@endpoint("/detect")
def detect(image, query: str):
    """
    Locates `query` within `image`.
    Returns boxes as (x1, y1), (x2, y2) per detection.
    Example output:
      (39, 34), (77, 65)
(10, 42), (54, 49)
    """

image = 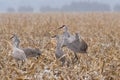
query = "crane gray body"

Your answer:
(66, 33), (88, 60)
(22, 47), (41, 58)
